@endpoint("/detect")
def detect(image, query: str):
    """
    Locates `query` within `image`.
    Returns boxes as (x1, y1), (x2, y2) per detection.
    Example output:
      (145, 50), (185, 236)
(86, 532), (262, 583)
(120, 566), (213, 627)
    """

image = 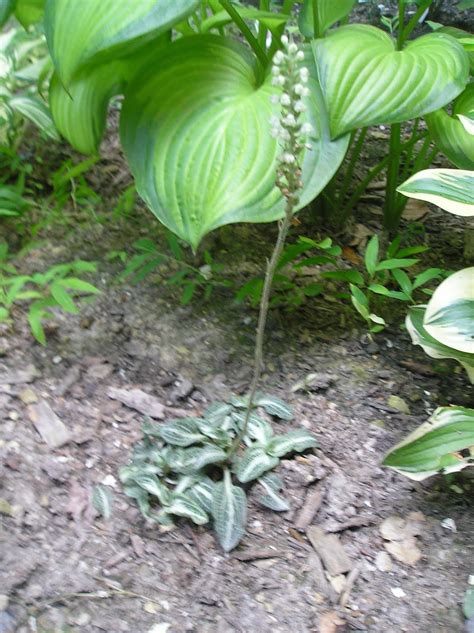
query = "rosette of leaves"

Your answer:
(120, 394), (317, 551)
